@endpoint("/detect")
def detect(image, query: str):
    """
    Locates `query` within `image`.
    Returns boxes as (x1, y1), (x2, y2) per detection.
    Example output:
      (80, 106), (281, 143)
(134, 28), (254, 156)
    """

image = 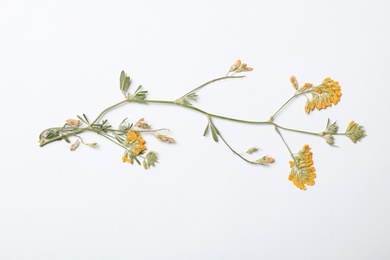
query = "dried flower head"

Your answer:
(324, 134), (335, 146)
(122, 151), (132, 163)
(326, 120), (339, 134)
(322, 119), (338, 146)
(229, 60), (242, 72)
(143, 151), (158, 169)
(154, 134), (175, 143)
(288, 144), (316, 190)
(122, 131), (147, 163)
(255, 155), (275, 165)
(135, 118), (151, 129)
(299, 82), (313, 92)
(66, 119), (82, 127)
(246, 147), (259, 154)
(236, 63), (253, 72)
(304, 78), (342, 114)
(345, 121), (366, 143)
